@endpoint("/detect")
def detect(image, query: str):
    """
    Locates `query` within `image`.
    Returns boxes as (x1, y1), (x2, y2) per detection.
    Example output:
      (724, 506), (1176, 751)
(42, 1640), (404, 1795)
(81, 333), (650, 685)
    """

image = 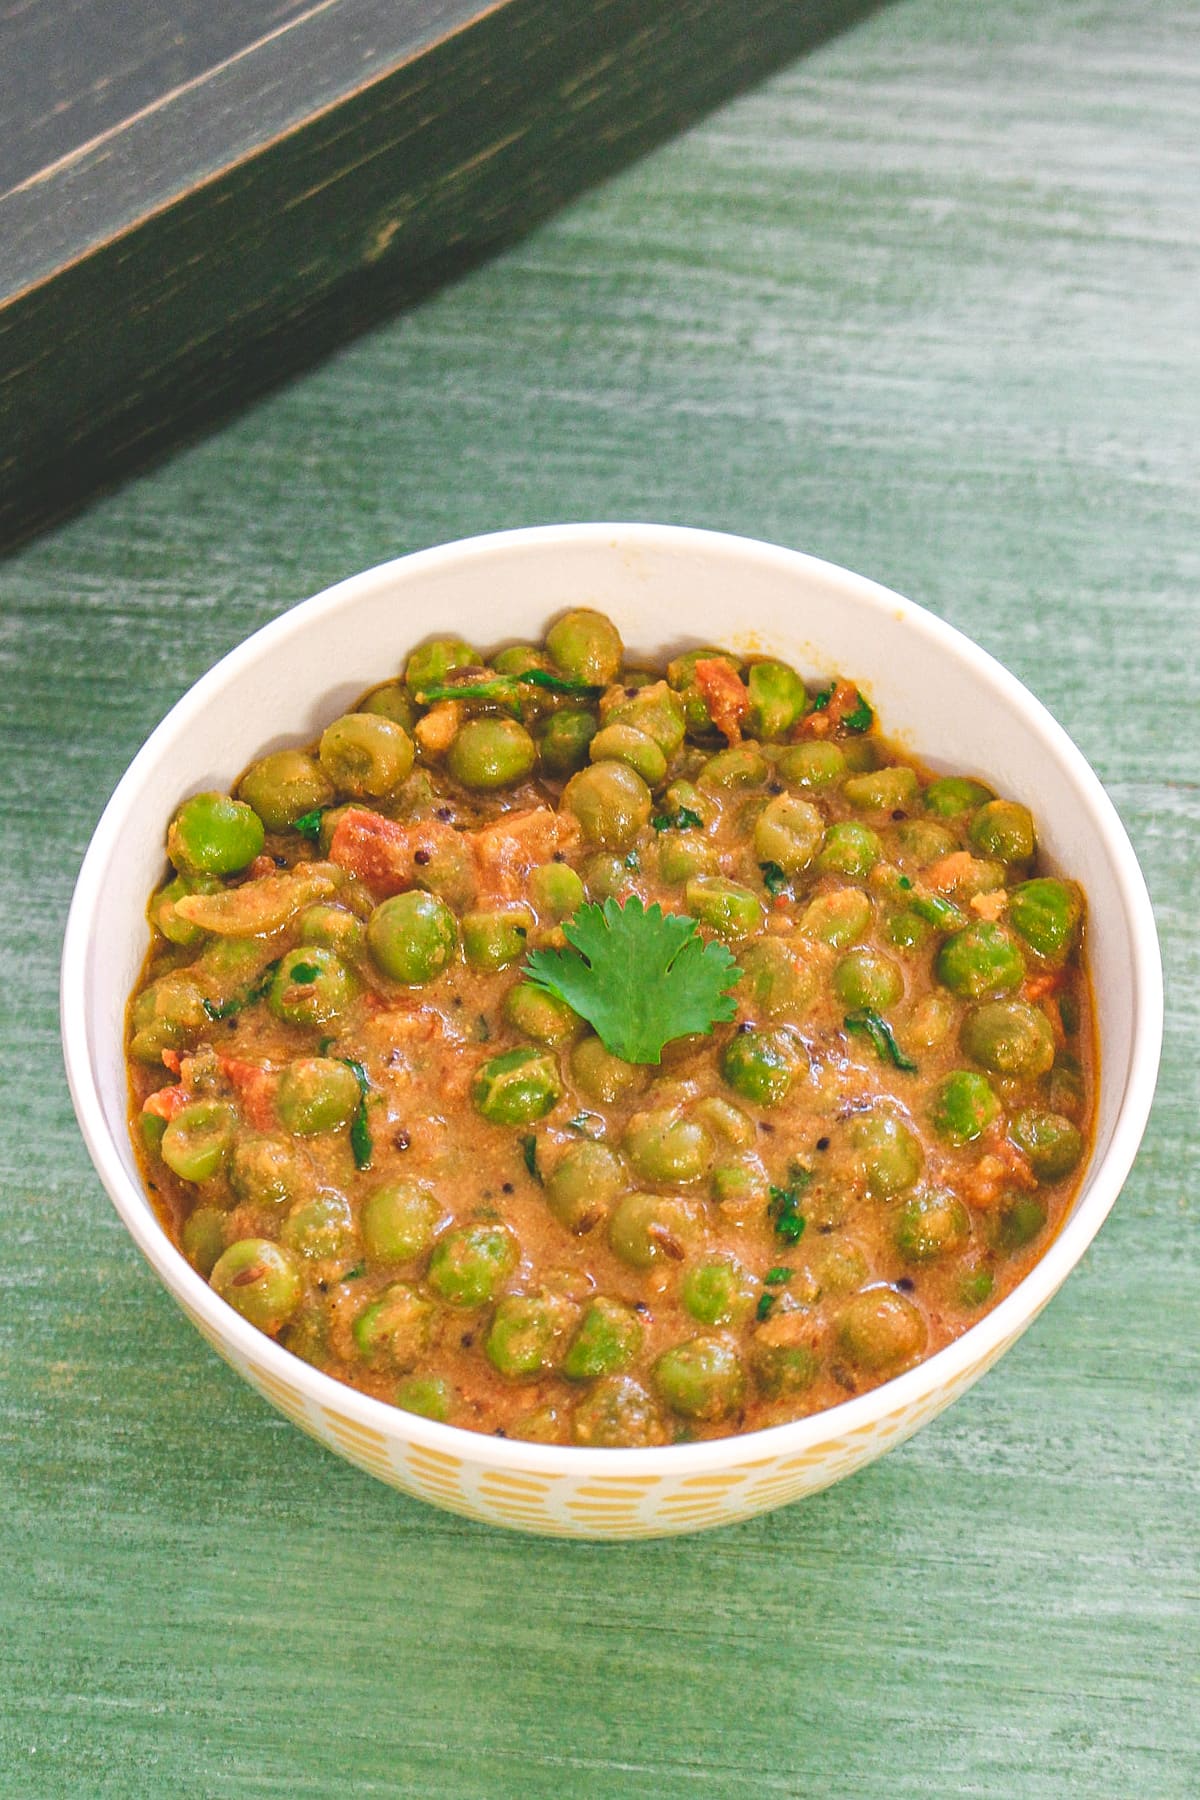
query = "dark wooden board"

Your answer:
(0, 0), (887, 549)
